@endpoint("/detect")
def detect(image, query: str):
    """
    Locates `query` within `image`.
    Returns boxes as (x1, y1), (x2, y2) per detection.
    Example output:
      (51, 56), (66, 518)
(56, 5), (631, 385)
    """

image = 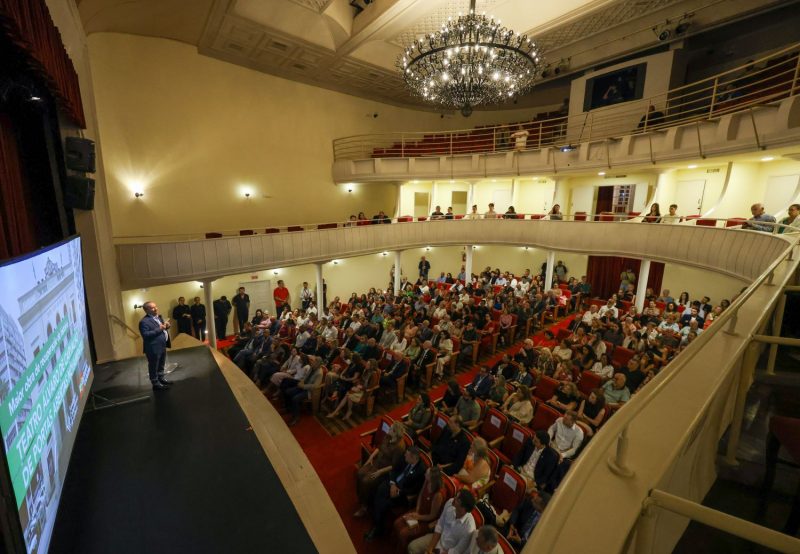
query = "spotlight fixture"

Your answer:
(273, 270), (279, 275)
(244, 192), (251, 198)
(397, 0), (543, 116)
(598, 171), (606, 176)
(332, 260), (339, 265)
(687, 164), (698, 169)
(761, 156), (775, 162)
(133, 303), (143, 310)
(560, 145), (576, 153)
(381, 252), (388, 256)
(134, 192), (144, 198)
(29, 95), (42, 102)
